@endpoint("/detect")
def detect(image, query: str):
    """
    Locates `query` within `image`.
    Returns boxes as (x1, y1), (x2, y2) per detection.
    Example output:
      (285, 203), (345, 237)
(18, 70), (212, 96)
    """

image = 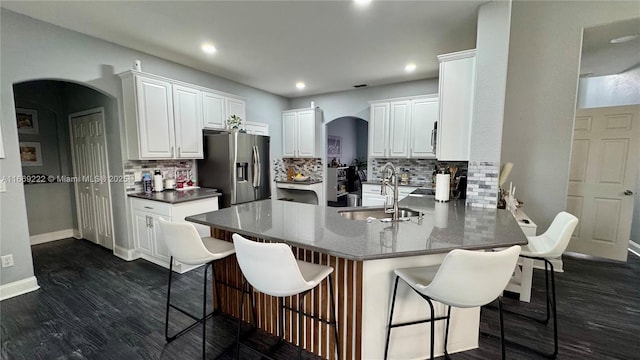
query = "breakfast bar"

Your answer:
(186, 197), (527, 359)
